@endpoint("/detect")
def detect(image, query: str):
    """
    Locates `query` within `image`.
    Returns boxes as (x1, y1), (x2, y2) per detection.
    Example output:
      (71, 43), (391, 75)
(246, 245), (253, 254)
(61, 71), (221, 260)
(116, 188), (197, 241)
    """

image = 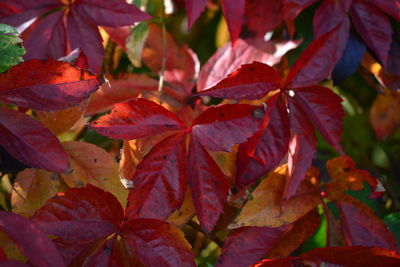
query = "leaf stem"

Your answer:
(187, 220), (224, 248)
